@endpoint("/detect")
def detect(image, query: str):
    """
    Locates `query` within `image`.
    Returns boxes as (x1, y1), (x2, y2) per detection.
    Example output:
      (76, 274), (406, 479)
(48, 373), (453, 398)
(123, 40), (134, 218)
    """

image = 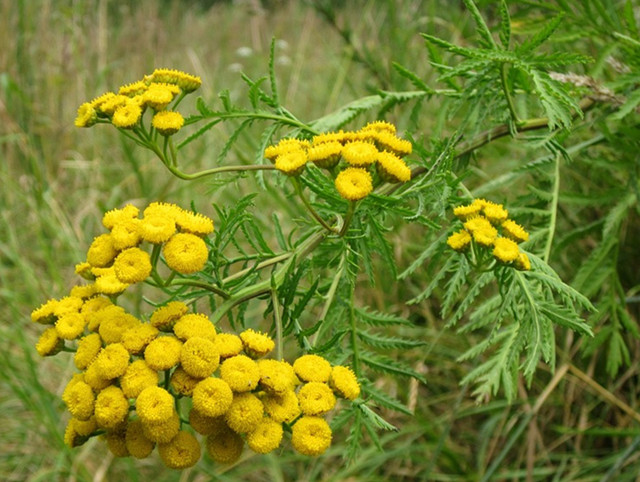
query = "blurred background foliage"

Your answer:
(2, 0), (640, 480)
